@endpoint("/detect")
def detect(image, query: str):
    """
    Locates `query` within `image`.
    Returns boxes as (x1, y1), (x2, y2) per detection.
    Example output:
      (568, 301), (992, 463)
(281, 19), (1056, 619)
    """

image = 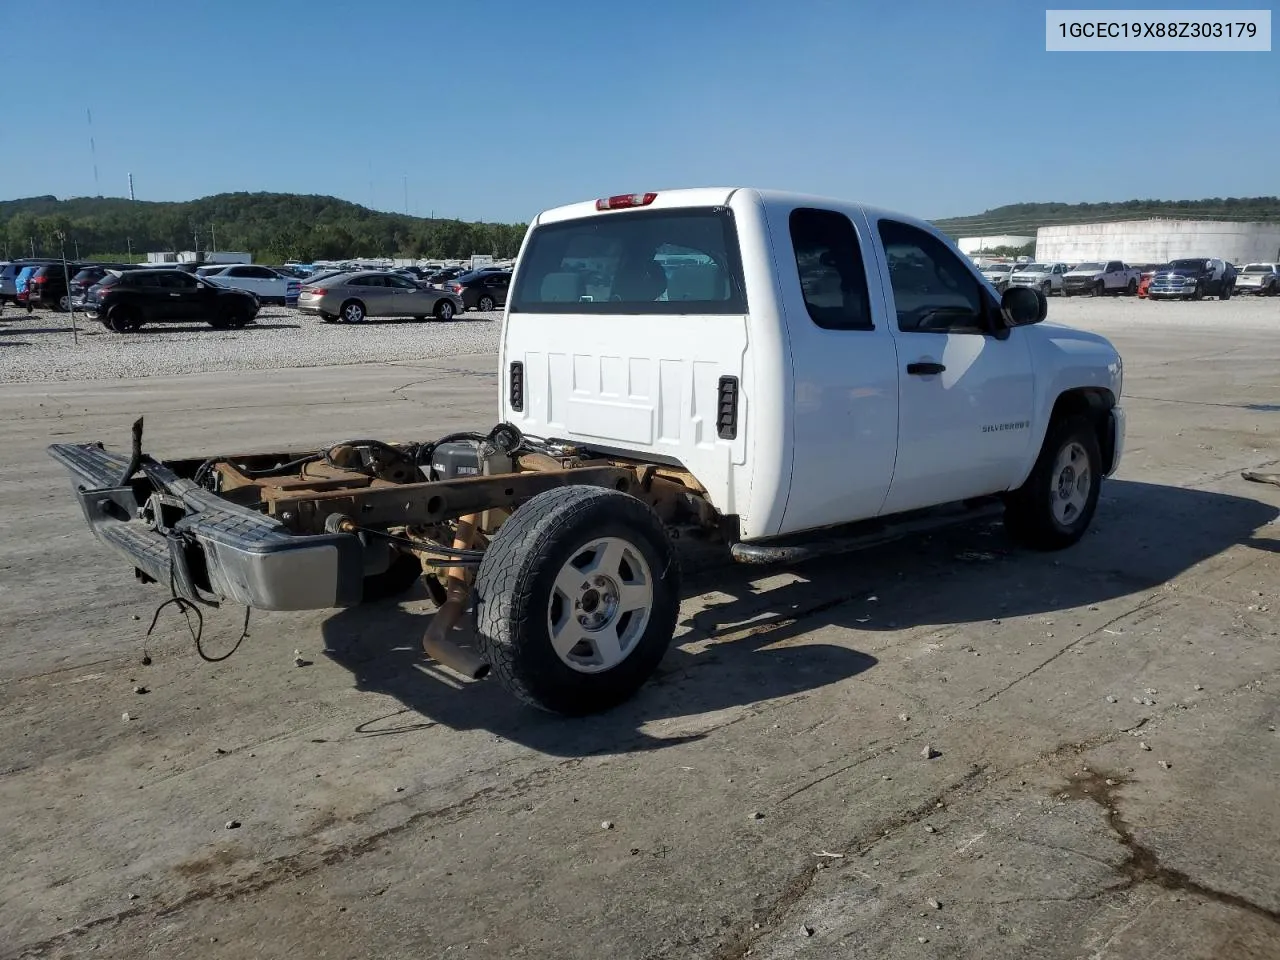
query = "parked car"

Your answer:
(297, 271), (464, 323)
(68, 264), (140, 308)
(1136, 264), (1168, 299)
(25, 261), (88, 310)
(1148, 258), (1234, 301)
(979, 262), (1016, 292)
(1008, 262), (1069, 296)
(1235, 263), (1280, 296)
(1062, 261), (1139, 297)
(86, 268), (259, 332)
(452, 270), (511, 311)
(426, 266), (470, 286)
(0, 259), (58, 303)
(196, 264), (301, 305)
